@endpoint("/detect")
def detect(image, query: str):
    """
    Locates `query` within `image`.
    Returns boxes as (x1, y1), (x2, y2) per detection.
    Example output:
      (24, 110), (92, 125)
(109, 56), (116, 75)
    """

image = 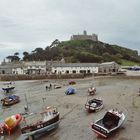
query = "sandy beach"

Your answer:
(0, 75), (140, 140)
